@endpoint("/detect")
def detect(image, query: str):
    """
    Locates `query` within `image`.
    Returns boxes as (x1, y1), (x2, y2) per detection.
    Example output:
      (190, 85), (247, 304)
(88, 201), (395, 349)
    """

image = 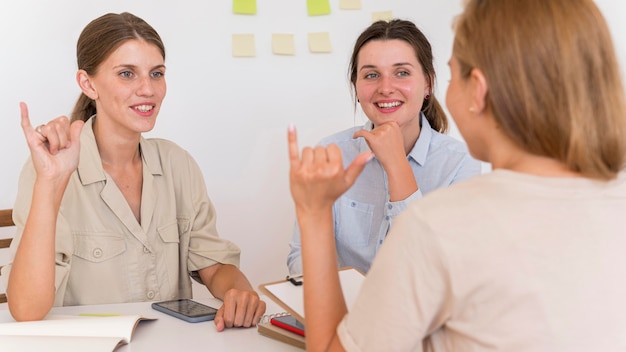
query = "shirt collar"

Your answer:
(409, 112), (433, 166)
(359, 112), (433, 166)
(77, 116), (163, 185)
